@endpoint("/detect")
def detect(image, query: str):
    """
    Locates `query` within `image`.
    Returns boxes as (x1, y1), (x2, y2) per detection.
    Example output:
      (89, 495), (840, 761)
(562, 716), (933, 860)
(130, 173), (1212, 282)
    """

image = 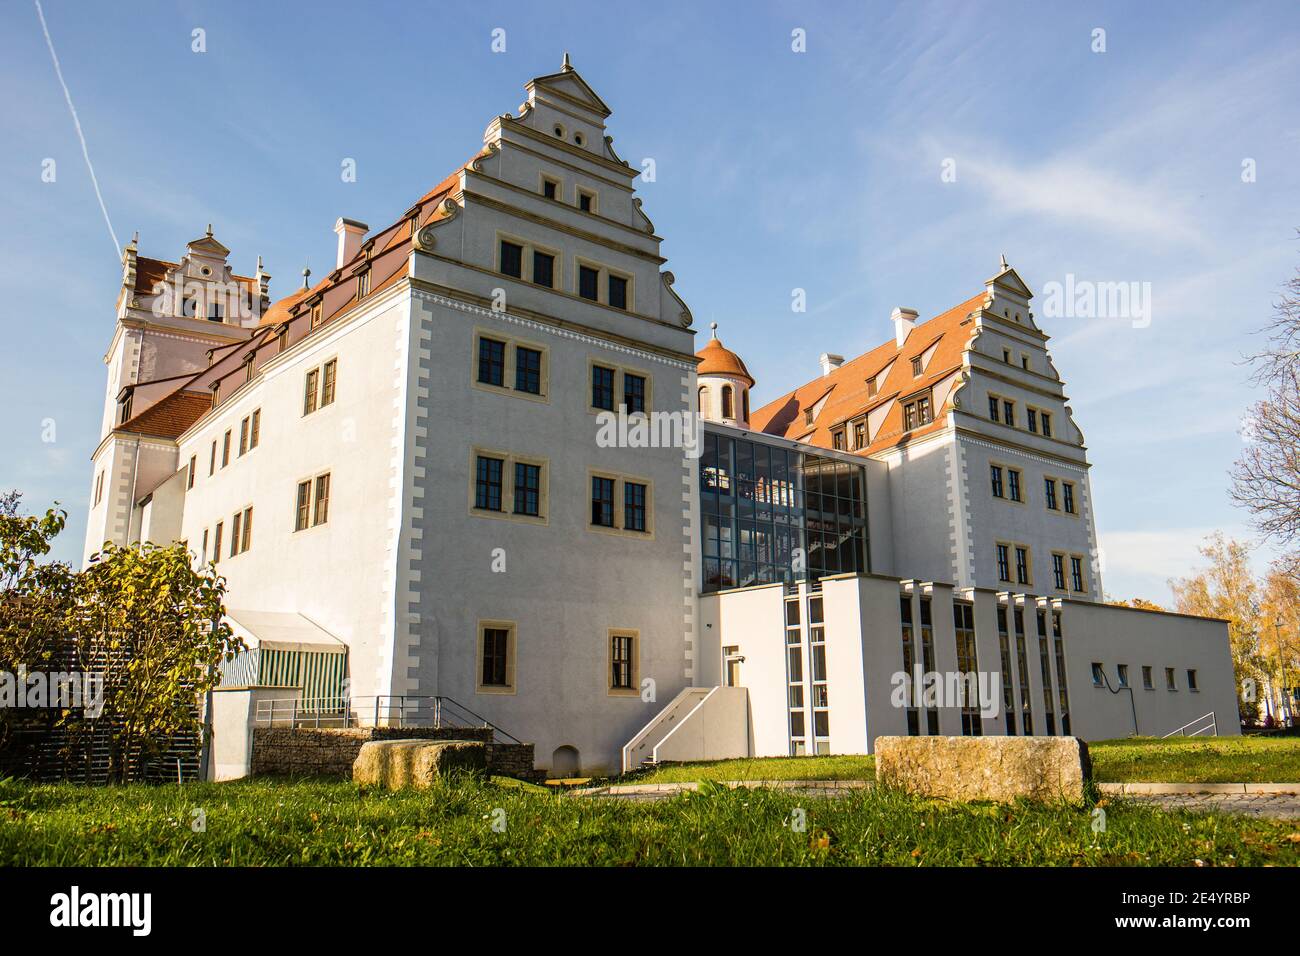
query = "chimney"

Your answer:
(333, 218), (368, 270)
(892, 307), (919, 347)
(819, 352), (845, 377)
